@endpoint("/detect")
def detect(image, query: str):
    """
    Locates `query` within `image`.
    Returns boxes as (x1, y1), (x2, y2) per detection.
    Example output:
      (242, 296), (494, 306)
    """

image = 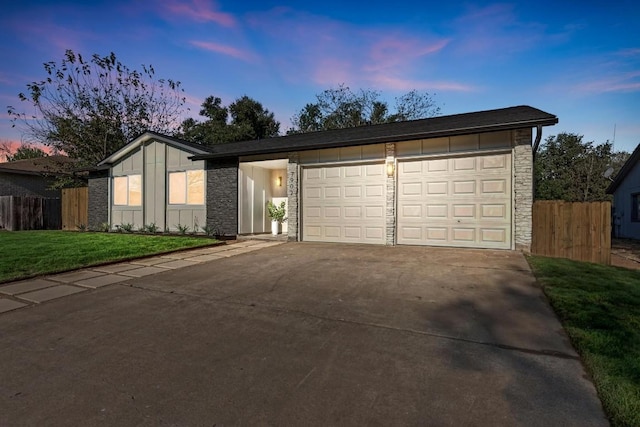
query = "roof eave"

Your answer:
(191, 117), (559, 161)
(606, 143), (640, 194)
(97, 132), (211, 166)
